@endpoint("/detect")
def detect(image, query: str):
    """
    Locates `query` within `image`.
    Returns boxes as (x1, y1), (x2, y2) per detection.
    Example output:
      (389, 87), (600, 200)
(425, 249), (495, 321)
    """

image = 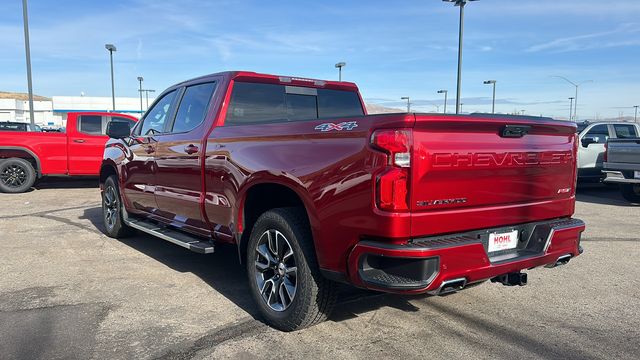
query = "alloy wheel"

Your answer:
(103, 186), (119, 230)
(0, 164), (28, 189)
(254, 229), (298, 312)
